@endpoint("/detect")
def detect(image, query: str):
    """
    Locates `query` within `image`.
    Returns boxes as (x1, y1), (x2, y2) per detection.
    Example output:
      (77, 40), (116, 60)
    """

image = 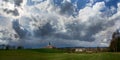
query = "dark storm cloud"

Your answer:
(30, 15), (118, 42)
(14, 0), (23, 6)
(12, 20), (28, 38)
(51, 21), (103, 42)
(2, 0), (23, 7)
(59, 1), (77, 16)
(34, 22), (55, 37)
(3, 8), (19, 16)
(3, 0), (9, 2)
(30, 20), (100, 42)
